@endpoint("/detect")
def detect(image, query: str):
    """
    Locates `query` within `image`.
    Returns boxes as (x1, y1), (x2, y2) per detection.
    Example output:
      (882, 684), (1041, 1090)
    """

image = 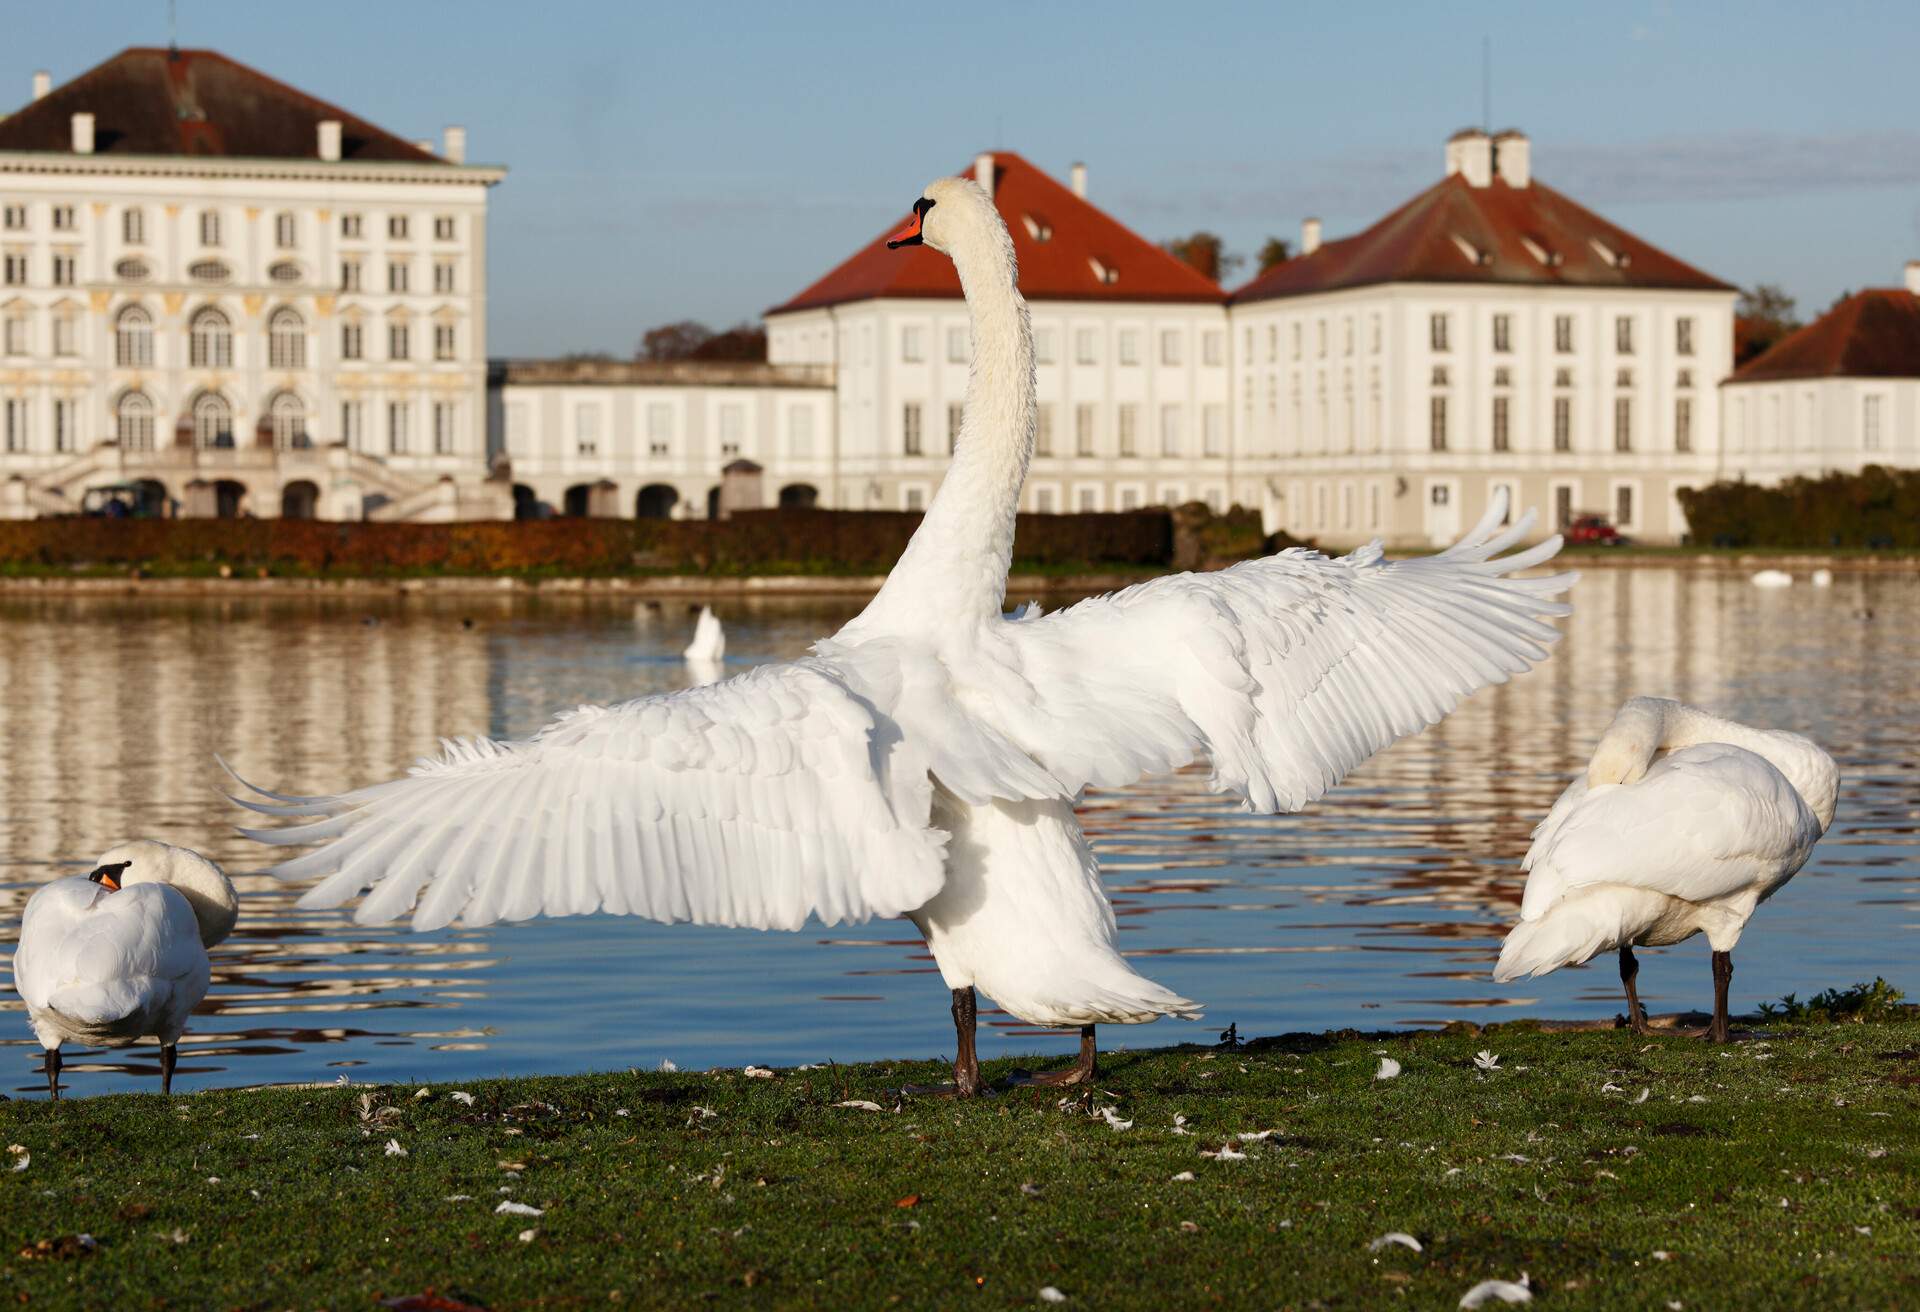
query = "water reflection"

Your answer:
(0, 571), (1914, 1094)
